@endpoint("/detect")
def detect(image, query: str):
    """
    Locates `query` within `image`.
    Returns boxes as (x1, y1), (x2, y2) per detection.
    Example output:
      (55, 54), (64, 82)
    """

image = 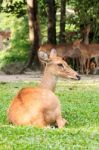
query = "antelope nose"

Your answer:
(76, 75), (81, 80)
